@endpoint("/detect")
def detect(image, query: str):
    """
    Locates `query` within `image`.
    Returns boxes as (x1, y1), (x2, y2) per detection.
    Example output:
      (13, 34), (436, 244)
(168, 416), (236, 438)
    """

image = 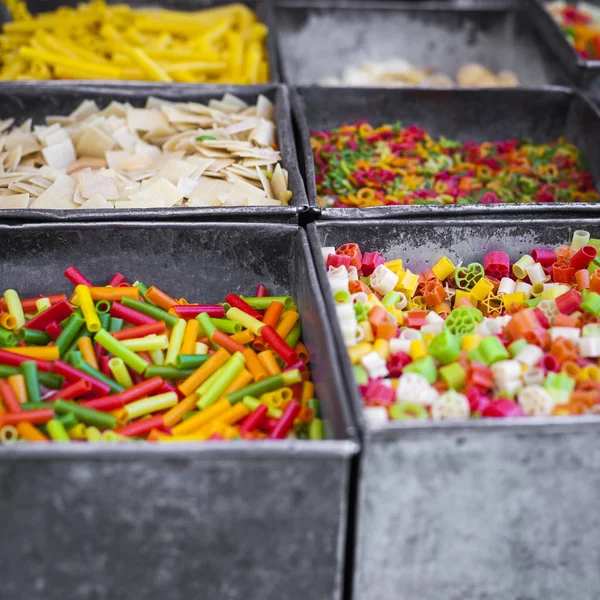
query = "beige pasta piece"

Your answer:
(29, 175), (77, 209)
(220, 191), (249, 206)
(256, 95), (274, 121)
(42, 138), (76, 170)
(187, 177), (233, 205)
(0, 193), (29, 208)
(79, 192), (114, 209)
(128, 177), (183, 207)
(76, 126), (116, 158)
(127, 109), (169, 132)
(67, 156), (108, 175)
(0, 119), (15, 133)
(177, 177), (199, 198)
(70, 100), (100, 122)
(77, 171), (120, 200)
(248, 119), (275, 147)
(5, 132), (40, 155)
(270, 163), (289, 204)
(157, 158), (198, 183)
